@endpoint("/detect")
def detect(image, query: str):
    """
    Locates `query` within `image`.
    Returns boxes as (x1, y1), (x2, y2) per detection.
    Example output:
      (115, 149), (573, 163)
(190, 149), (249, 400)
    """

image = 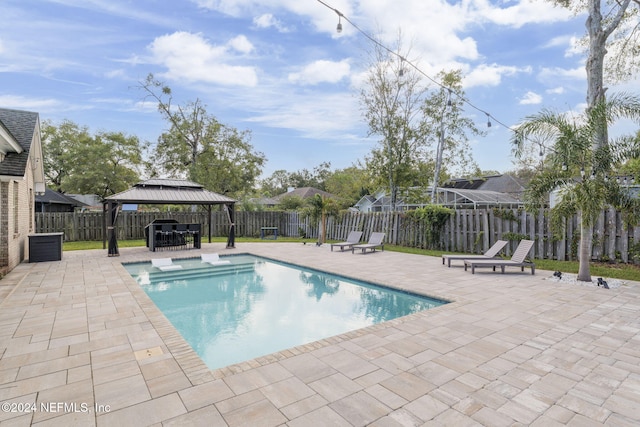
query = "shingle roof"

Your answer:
(104, 179), (236, 204)
(35, 189), (87, 206)
(0, 108), (39, 177)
